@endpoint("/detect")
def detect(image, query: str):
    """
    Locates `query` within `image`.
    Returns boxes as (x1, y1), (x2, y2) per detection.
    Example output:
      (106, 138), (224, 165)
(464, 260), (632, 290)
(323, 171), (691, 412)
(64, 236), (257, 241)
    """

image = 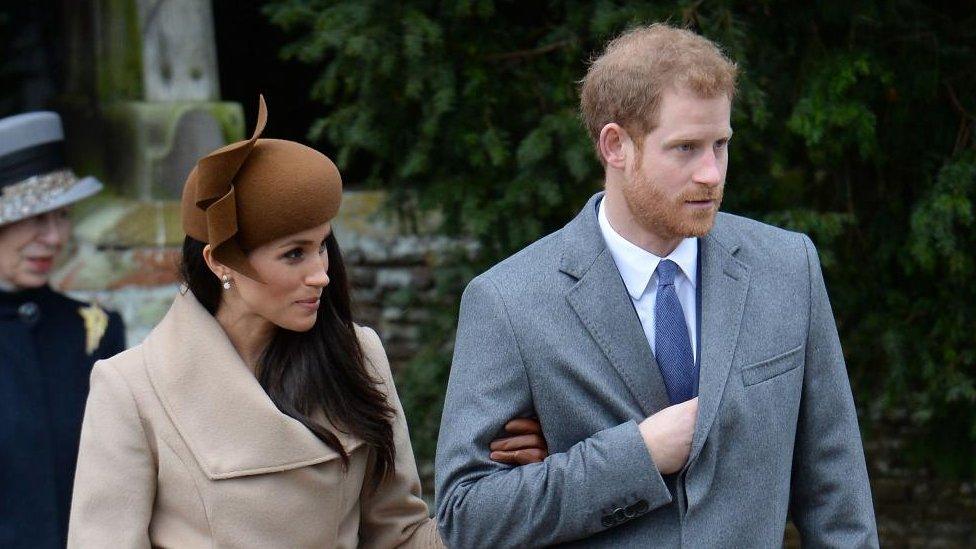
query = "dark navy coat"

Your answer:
(0, 285), (125, 548)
